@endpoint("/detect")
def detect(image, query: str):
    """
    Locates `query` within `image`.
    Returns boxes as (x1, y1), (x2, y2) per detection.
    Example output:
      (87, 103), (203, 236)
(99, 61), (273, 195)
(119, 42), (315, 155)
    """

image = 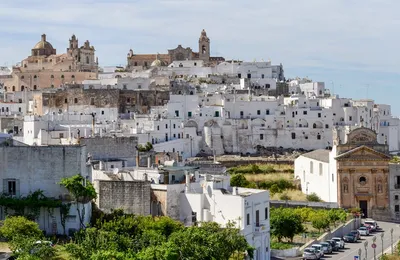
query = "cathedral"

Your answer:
(126, 29), (225, 71)
(1, 34), (98, 93)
